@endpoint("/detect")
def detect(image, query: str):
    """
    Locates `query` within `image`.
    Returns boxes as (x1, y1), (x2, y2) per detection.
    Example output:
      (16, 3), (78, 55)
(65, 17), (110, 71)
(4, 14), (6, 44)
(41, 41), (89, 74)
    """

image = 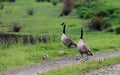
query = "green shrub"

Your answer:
(107, 8), (119, 14)
(76, 7), (94, 19)
(84, 1), (96, 8)
(109, 9), (120, 18)
(88, 17), (104, 31)
(102, 19), (112, 29)
(105, 27), (115, 32)
(84, 11), (93, 19)
(110, 13), (118, 18)
(88, 17), (112, 31)
(52, 0), (58, 6)
(96, 10), (109, 17)
(0, 0), (8, 2)
(115, 27), (120, 34)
